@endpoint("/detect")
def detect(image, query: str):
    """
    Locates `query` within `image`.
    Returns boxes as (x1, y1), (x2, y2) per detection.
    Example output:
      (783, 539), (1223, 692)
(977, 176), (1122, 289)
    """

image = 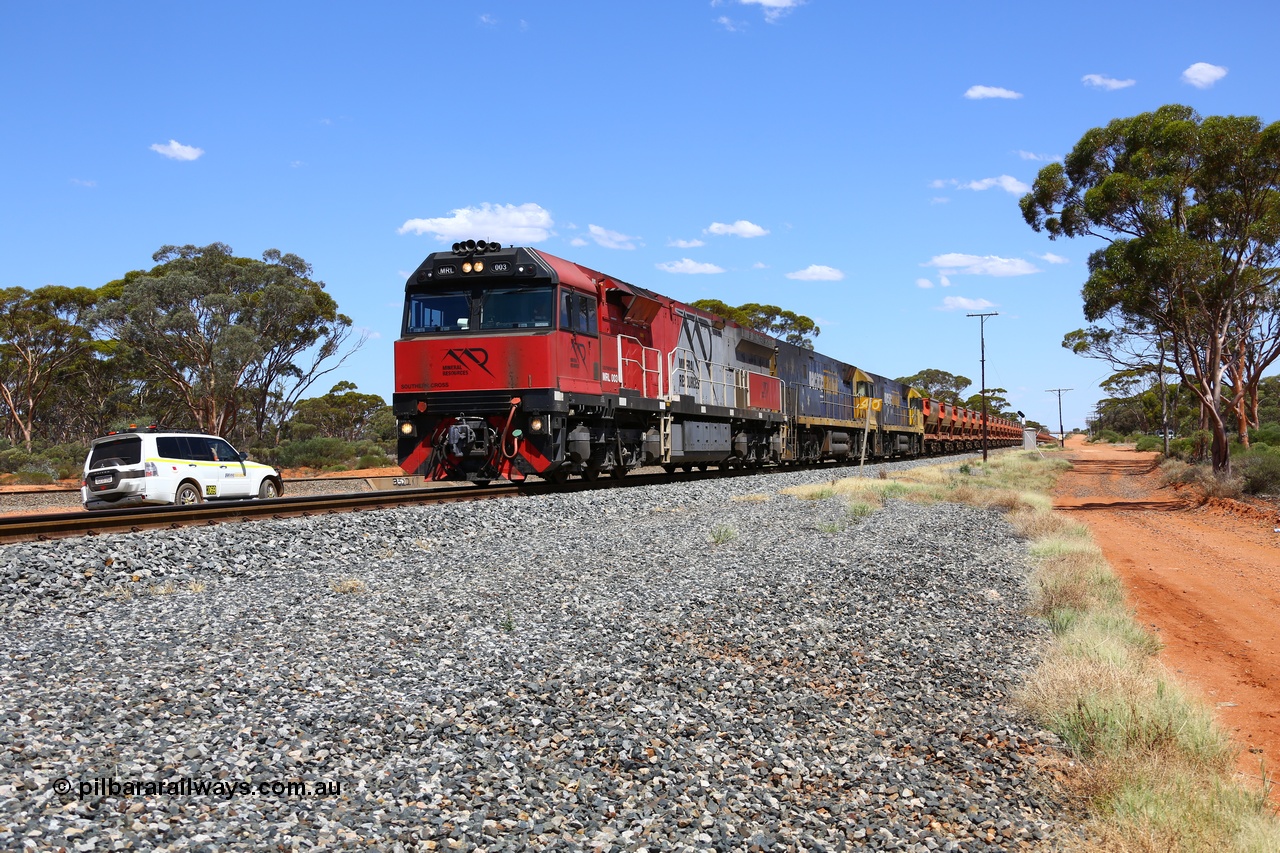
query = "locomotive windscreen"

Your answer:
(478, 287), (554, 330)
(407, 291), (471, 333)
(405, 286), (555, 334)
